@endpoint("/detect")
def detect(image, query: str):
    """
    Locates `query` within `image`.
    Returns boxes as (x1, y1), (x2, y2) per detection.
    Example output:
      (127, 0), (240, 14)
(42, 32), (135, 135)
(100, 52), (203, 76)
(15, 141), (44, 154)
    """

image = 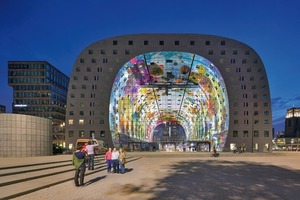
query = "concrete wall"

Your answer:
(0, 114), (52, 157)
